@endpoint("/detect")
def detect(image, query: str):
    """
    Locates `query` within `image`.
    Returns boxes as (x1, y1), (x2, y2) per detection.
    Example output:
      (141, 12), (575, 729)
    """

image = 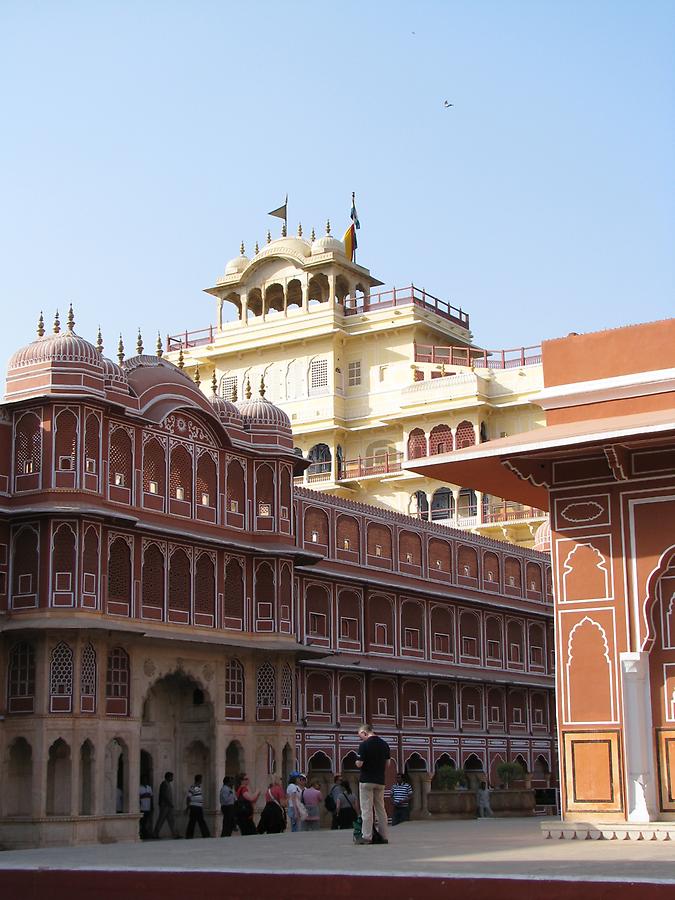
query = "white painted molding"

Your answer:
(535, 368), (675, 411)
